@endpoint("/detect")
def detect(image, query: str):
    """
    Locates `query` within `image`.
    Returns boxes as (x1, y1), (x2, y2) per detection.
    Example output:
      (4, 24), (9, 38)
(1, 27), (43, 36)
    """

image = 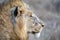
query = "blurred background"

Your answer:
(0, 0), (60, 40)
(24, 0), (60, 40)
